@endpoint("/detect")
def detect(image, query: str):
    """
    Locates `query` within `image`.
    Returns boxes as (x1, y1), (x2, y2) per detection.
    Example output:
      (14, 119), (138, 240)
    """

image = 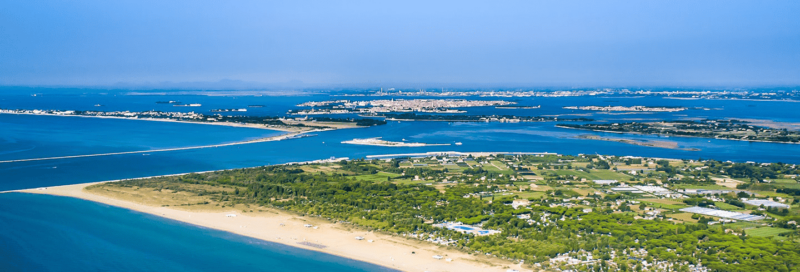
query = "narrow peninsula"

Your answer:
(0, 108), (386, 132)
(558, 120), (800, 144)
